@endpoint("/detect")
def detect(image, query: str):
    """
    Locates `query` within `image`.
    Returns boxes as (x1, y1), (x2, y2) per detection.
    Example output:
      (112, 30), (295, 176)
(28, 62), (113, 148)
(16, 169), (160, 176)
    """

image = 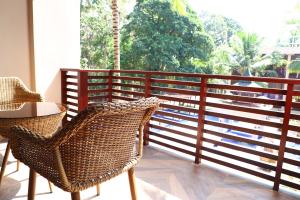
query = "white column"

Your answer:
(33, 0), (81, 103)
